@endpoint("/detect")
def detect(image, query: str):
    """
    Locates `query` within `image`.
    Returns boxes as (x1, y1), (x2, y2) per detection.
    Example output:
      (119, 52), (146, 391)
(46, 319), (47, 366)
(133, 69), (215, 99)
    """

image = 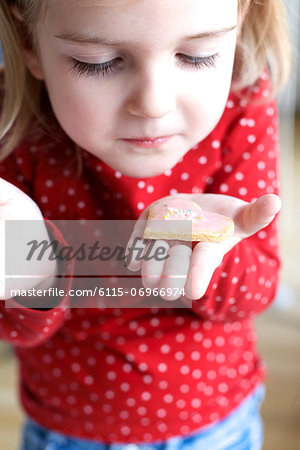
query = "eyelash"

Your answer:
(67, 53), (220, 78)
